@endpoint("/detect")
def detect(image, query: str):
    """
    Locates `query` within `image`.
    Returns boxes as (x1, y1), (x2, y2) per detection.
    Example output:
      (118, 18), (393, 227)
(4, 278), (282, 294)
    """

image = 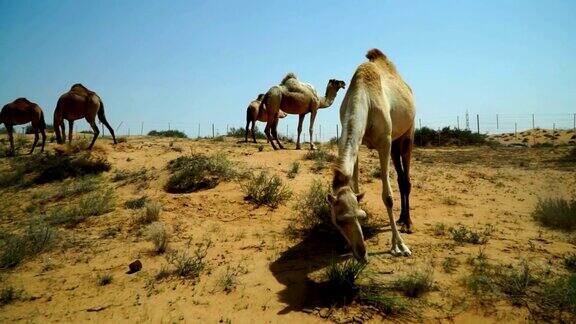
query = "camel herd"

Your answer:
(1, 48), (415, 261)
